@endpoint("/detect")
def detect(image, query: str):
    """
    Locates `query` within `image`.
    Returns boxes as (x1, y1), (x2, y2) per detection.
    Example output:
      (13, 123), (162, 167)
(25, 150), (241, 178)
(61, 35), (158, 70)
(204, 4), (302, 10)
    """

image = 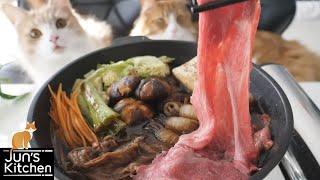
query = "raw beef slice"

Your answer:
(134, 0), (261, 179)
